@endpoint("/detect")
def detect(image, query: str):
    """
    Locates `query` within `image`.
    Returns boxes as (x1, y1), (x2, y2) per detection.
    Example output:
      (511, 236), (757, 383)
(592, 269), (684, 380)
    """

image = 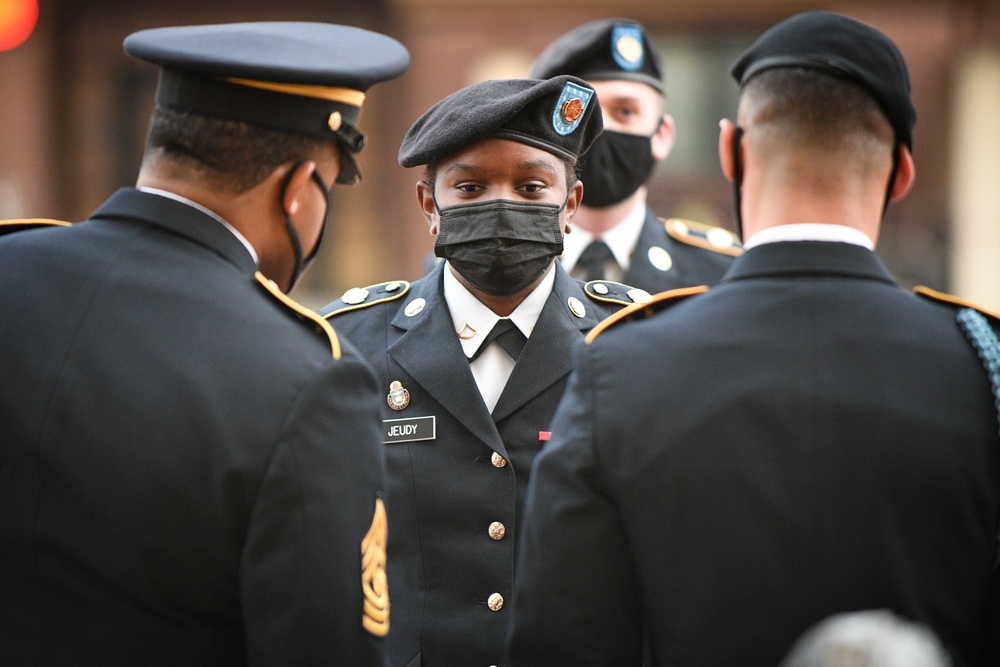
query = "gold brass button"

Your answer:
(328, 111), (342, 132)
(647, 245), (673, 272)
(487, 593), (504, 611)
(404, 298), (426, 317)
(708, 227), (736, 249)
(491, 452), (507, 468)
(488, 522), (506, 540)
(341, 287), (369, 305)
(627, 288), (652, 305)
